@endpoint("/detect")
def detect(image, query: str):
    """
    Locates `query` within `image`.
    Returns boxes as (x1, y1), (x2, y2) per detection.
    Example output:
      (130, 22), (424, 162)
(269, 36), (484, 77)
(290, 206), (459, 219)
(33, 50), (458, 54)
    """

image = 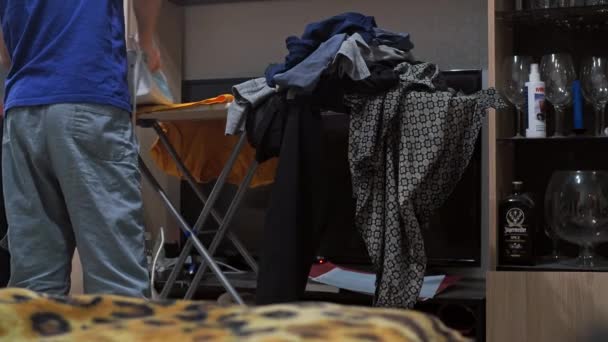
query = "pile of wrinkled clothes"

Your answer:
(226, 12), (505, 308)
